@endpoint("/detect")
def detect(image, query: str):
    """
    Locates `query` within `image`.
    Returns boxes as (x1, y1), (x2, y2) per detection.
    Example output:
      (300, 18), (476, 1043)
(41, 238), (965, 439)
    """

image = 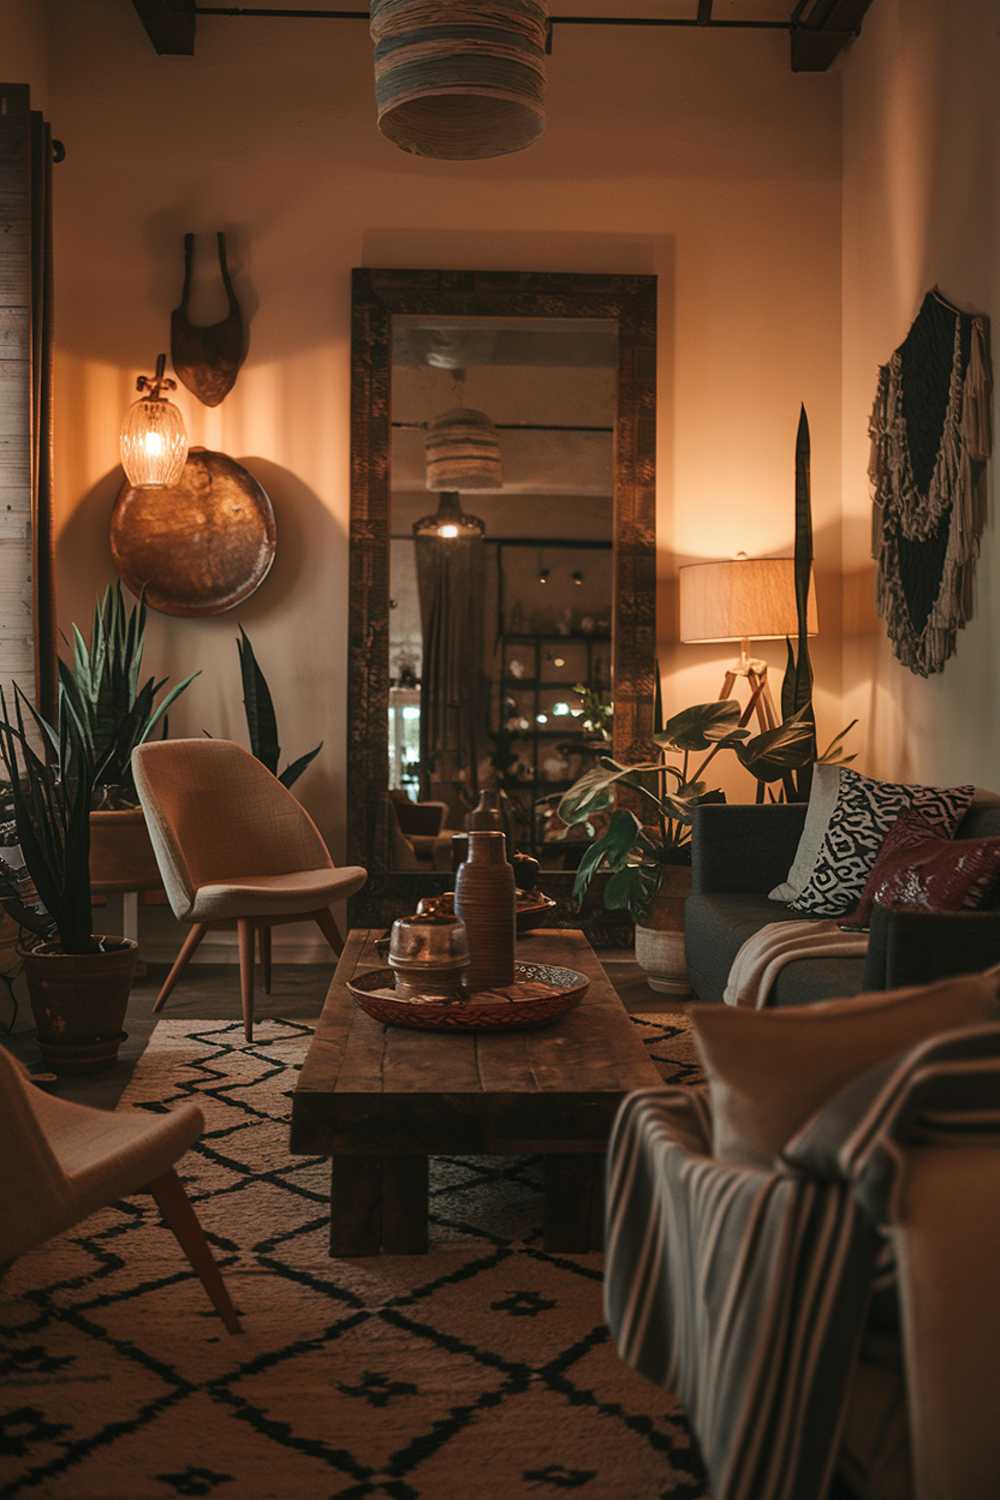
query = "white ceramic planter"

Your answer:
(633, 865), (692, 996)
